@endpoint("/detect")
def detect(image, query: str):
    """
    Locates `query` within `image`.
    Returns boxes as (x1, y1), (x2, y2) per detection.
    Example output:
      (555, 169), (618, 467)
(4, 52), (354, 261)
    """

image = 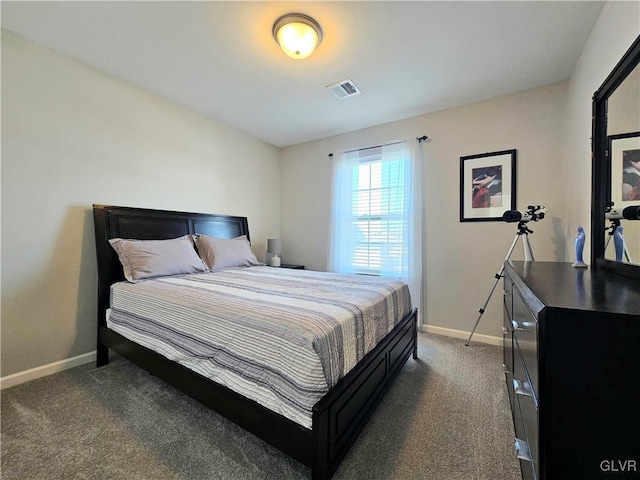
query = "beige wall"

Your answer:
(1, 31), (282, 376)
(281, 82), (568, 338)
(607, 65), (640, 137)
